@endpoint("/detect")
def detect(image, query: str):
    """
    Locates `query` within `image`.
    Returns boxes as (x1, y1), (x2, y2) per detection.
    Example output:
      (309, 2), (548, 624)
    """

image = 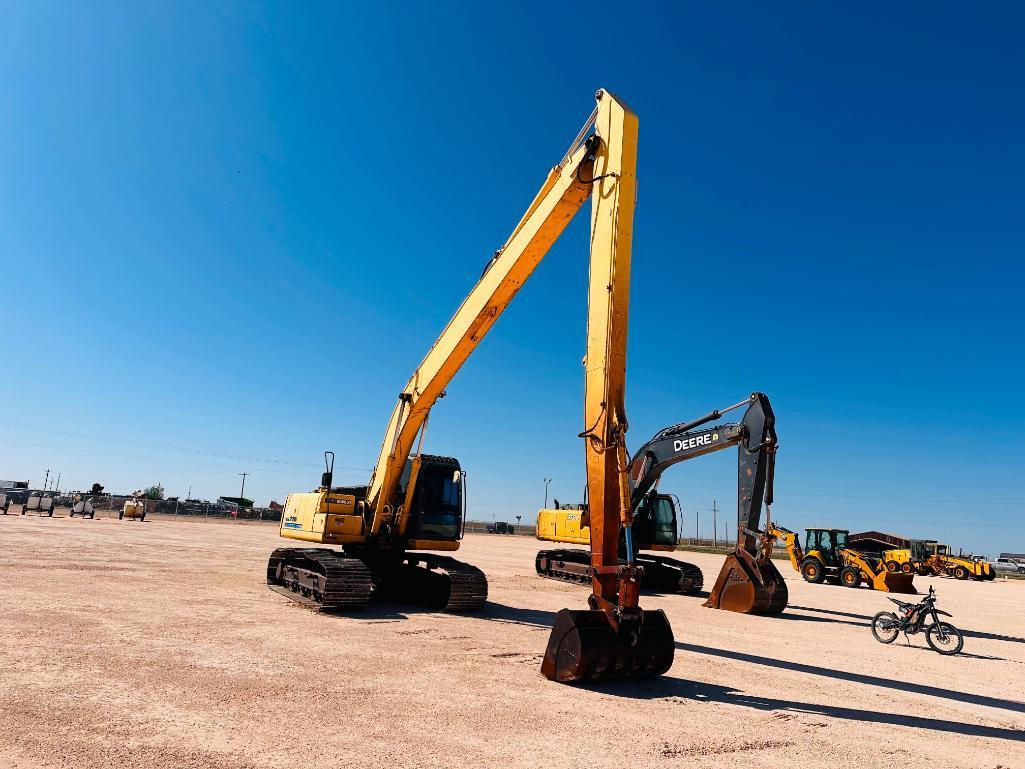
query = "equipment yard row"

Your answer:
(1, 516), (1022, 769)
